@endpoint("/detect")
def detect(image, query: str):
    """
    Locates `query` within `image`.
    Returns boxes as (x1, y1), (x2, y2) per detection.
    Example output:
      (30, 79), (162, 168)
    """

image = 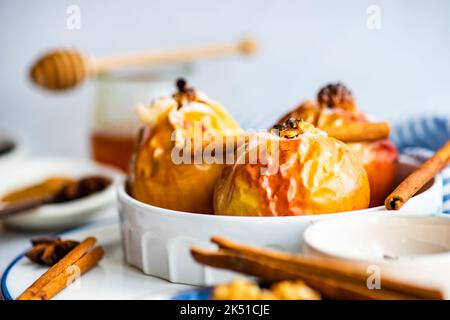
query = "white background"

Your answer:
(1, 0), (449, 156)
